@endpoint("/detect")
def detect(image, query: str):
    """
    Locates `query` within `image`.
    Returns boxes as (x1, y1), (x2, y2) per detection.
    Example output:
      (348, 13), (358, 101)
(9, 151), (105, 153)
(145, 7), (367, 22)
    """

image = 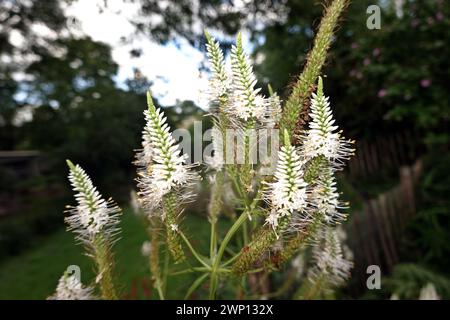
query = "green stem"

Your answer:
(163, 192), (185, 263)
(224, 247), (237, 257)
(162, 248), (170, 295)
(208, 170), (224, 260)
(256, 268), (297, 299)
(247, 267), (265, 274)
(210, 220), (217, 259)
(184, 273), (209, 300)
(155, 277), (165, 300)
(301, 275), (326, 300)
(93, 236), (118, 300)
(209, 211), (249, 299)
(147, 219), (164, 300)
(170, 267), (210, 276)
(179, 231), (210, 269)
(221, 251), (241, 267)
(226, 166), (247, 201)
(242, 219), (249, 245)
